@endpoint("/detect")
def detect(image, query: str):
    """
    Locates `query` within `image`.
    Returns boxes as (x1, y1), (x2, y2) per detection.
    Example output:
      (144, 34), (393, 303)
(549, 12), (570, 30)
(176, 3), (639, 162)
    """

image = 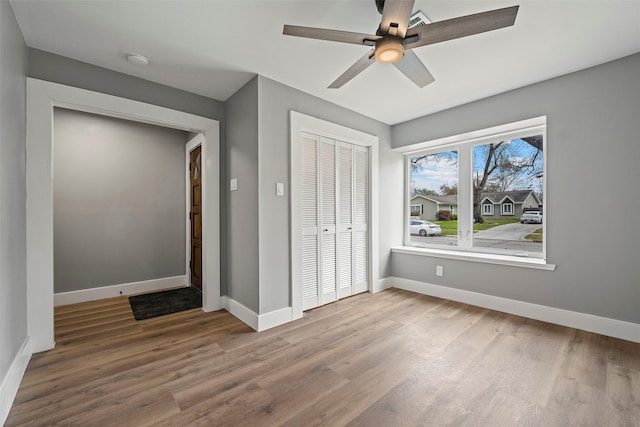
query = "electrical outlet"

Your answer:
(436, 265), (443, 277)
